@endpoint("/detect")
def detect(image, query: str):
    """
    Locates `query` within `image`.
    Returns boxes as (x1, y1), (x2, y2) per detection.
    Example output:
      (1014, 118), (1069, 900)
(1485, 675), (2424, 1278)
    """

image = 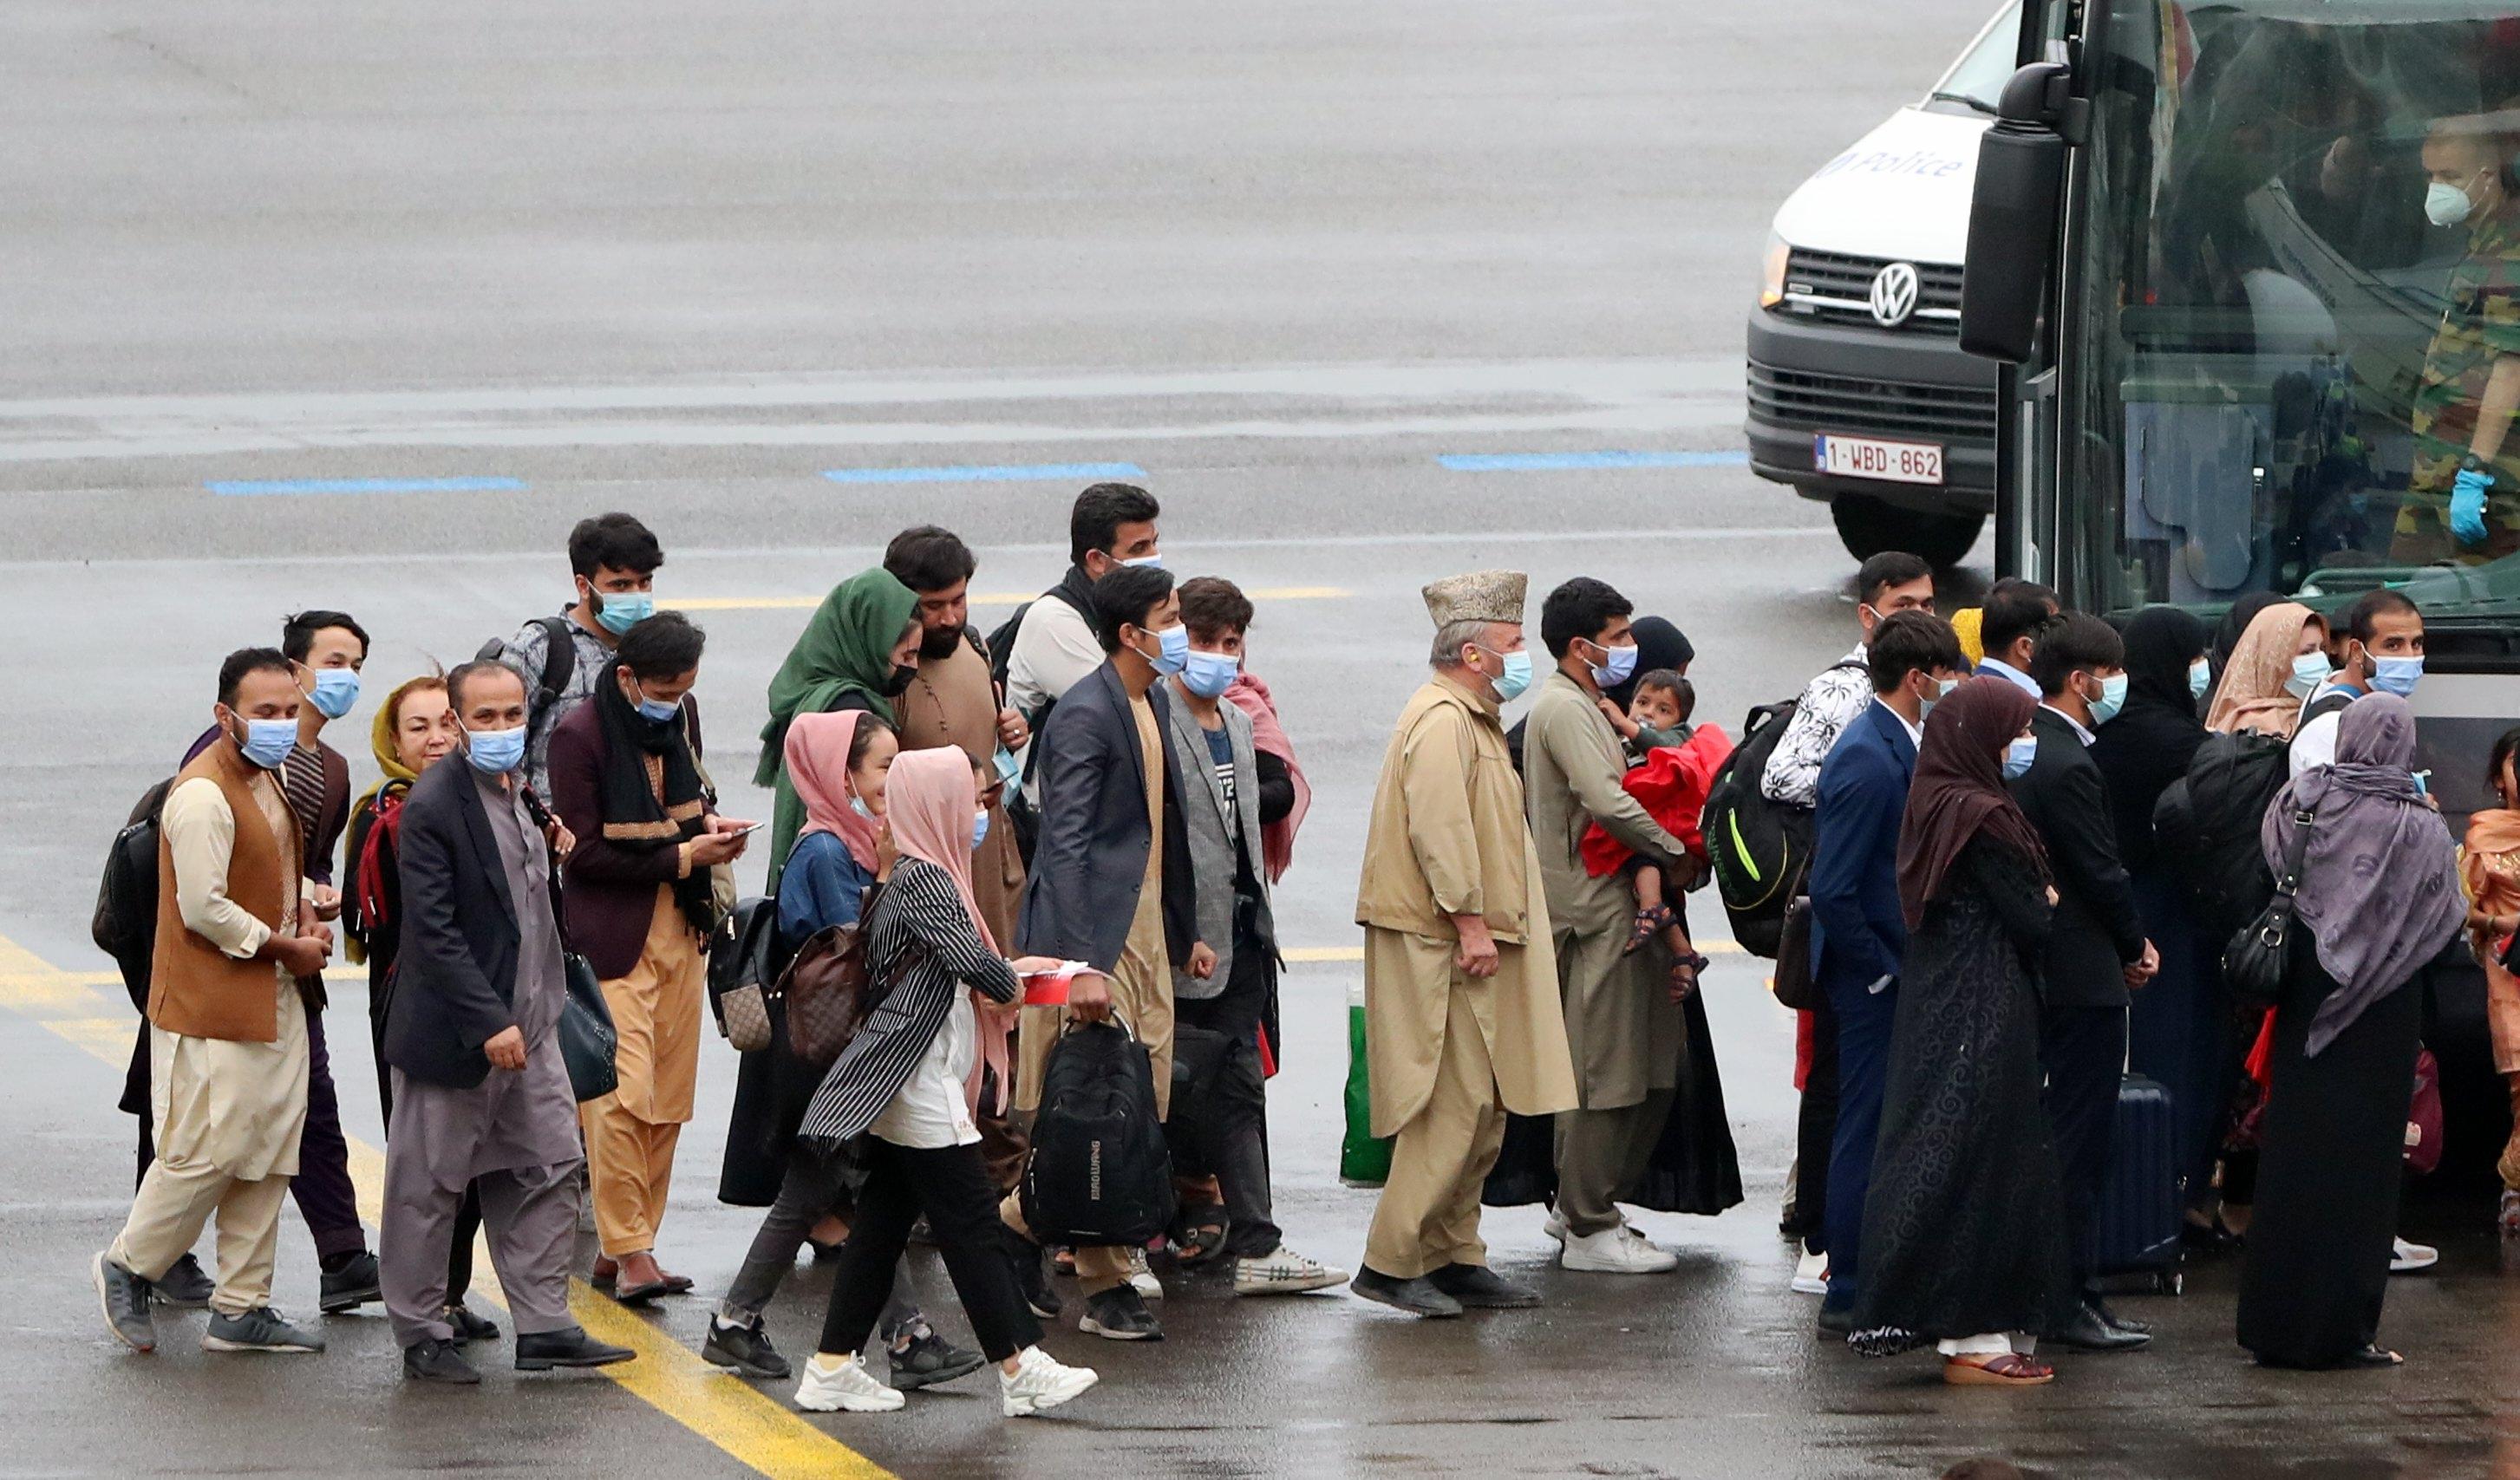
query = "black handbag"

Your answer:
(1772, 896), (1818, 1011)
(559, 952), (618, 1102)
(2222, 806), (2315, 1008)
